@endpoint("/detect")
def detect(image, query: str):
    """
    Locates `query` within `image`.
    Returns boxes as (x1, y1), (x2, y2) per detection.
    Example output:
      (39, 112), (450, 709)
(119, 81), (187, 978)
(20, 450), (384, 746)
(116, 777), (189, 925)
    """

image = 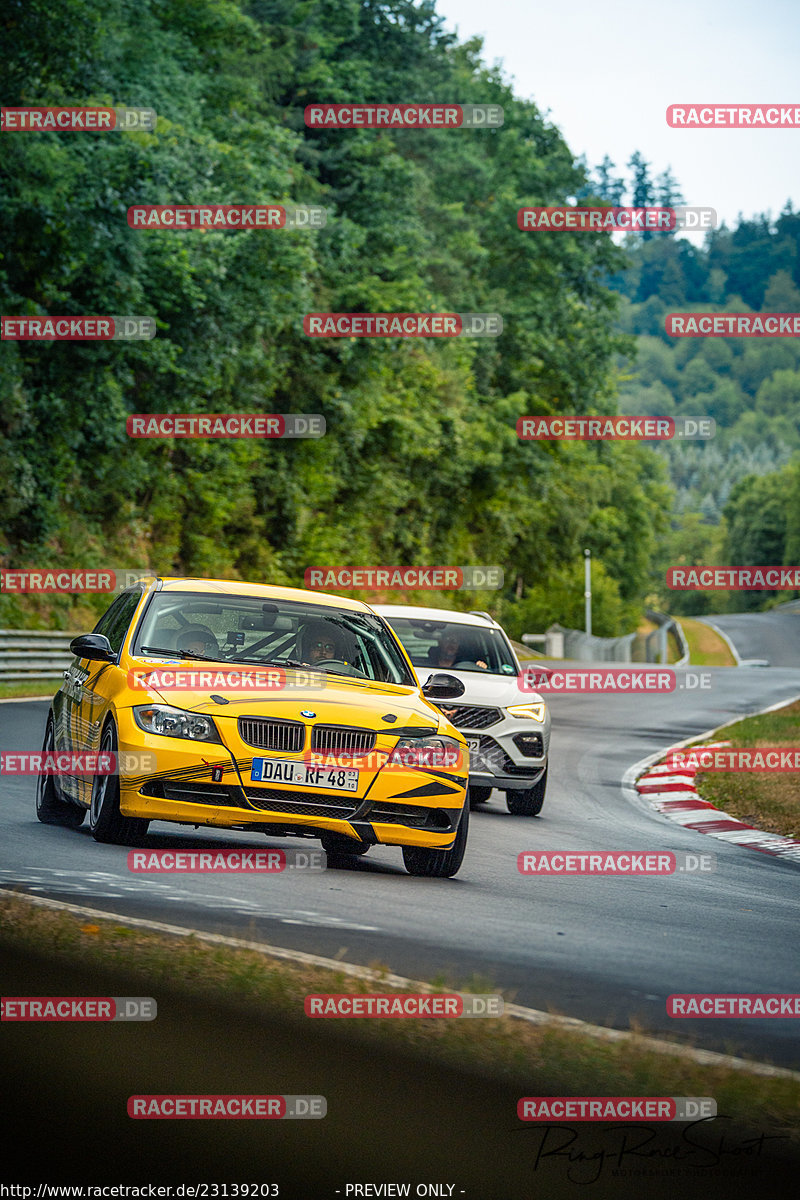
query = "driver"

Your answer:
(176, 625), (221, 658)
(431, 629), (487, 670)
(298, 619), (345, 665)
